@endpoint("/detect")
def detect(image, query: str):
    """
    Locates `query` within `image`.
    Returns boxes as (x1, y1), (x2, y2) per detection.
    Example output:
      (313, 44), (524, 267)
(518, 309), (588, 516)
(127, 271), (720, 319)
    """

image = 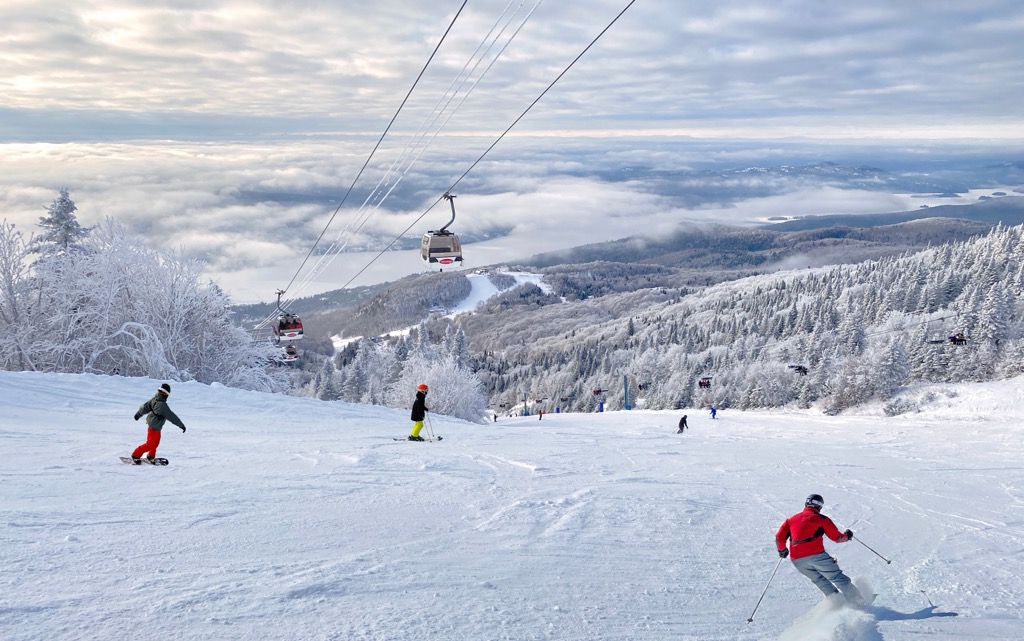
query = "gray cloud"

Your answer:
(4, 136), (1019, 303)
(1, 1), (1022, 140)
(3, 1), (1024, 301)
